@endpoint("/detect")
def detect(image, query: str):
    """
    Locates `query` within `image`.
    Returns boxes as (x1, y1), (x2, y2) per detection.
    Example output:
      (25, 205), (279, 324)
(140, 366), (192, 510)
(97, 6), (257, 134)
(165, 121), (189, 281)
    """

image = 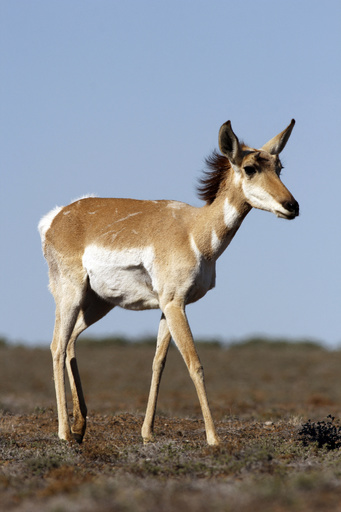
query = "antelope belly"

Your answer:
(82, 245), (159, 310)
